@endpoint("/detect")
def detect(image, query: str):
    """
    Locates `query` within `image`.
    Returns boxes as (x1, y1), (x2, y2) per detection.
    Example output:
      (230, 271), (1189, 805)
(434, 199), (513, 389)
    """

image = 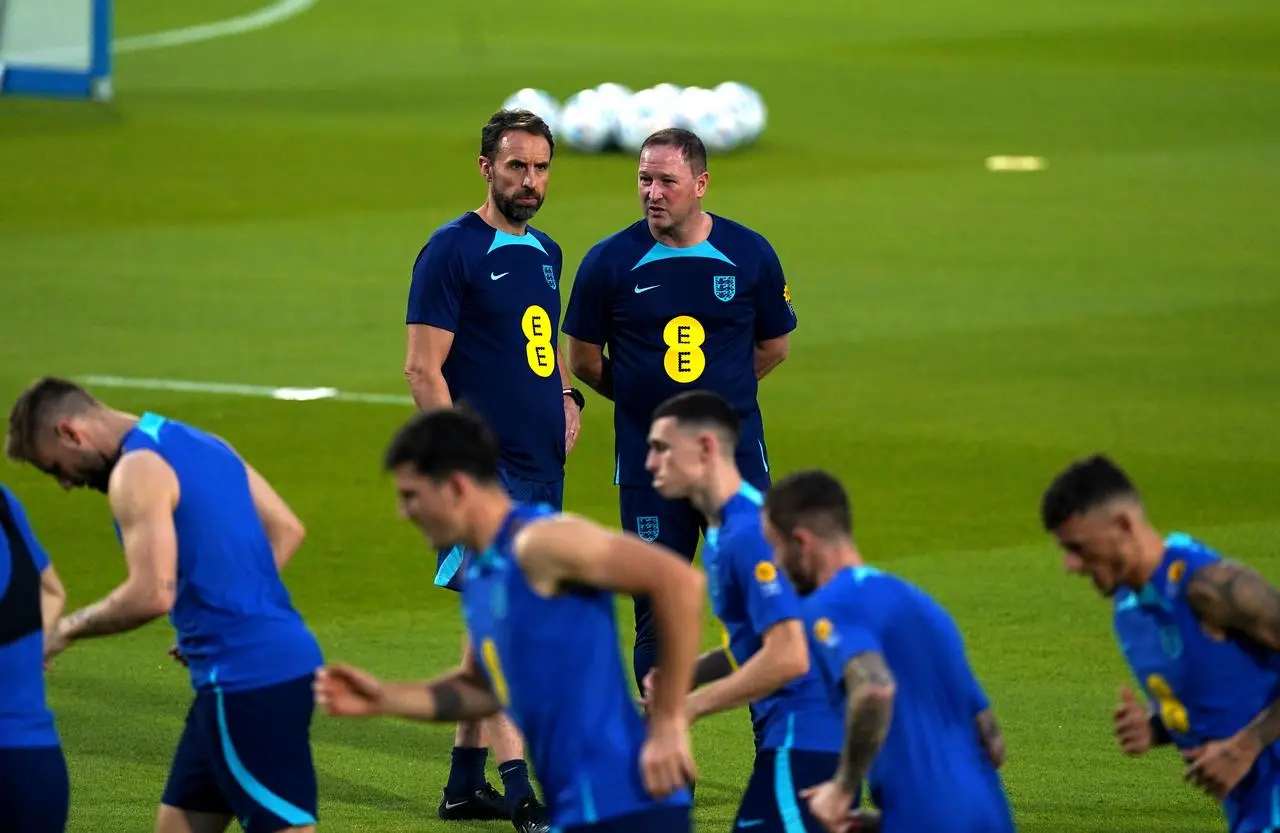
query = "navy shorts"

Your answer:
(435, 468), (564, 591)
(0, 746), (69, 833)
(735, 749), (842, 833)
(563, 804), (691, 833)
(162, 674), (317, 833)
